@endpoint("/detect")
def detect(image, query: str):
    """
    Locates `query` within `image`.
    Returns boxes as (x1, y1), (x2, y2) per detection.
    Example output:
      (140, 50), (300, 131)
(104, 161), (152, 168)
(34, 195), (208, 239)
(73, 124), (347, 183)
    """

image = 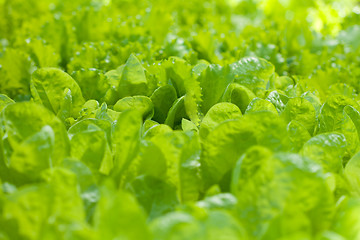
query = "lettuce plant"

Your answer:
(1, 0), (360, 239)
